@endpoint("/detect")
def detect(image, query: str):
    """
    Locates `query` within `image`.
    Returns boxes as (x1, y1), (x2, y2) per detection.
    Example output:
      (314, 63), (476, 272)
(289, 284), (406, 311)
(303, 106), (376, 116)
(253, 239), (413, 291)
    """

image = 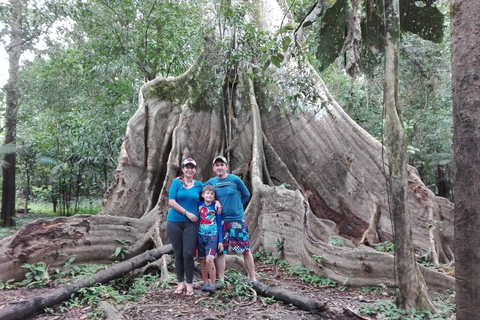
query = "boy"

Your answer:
(197, 185), (223, 292)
